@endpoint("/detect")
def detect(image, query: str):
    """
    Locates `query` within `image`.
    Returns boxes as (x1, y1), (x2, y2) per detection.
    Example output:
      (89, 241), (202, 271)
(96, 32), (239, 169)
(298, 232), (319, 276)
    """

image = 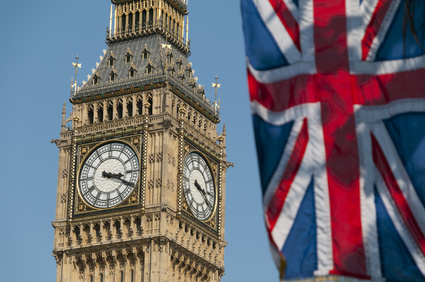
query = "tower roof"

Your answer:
(71, 34), (219, 122)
